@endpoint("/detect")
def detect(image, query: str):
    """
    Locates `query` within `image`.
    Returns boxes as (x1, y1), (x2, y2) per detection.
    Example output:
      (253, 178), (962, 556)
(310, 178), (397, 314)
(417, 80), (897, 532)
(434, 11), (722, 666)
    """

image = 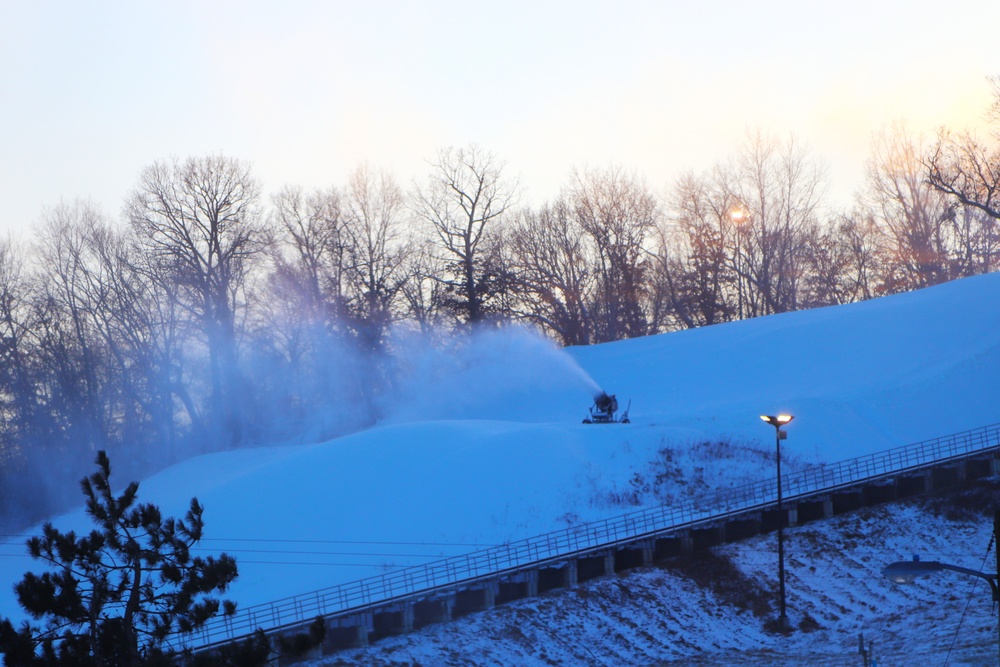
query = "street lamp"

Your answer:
(761, 413), (794, 631)
(883, 551), (1000, 664)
